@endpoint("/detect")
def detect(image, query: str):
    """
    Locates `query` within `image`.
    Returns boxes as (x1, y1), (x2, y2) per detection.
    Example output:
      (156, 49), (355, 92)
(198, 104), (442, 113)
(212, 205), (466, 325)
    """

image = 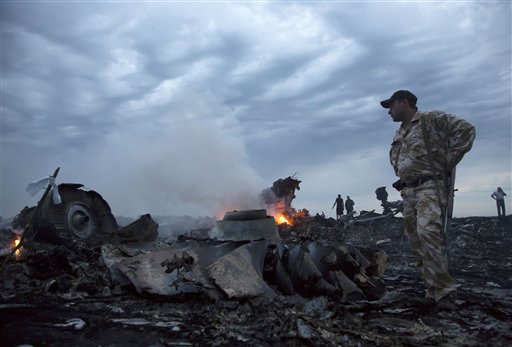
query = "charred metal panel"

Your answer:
(275, 240), (388, 300)
(207, 239), (276, 299)
(117, 214), (158, 242)
(209, 209), (280, 243)
(102, 239), (276, 300)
